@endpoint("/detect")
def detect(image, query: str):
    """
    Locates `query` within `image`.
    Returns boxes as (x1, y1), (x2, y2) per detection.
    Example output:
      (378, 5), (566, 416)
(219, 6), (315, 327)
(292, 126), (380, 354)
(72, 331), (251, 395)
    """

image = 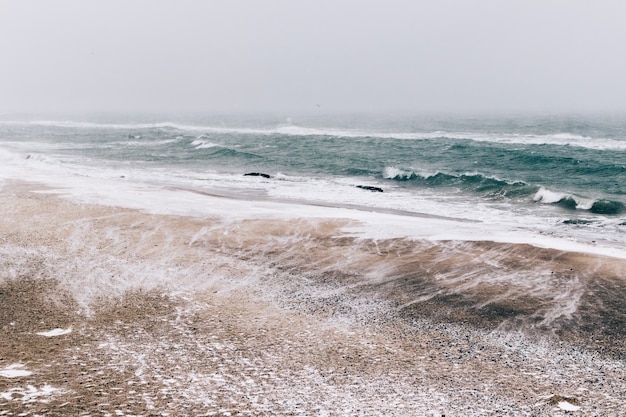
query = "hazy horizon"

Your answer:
(2, 1), (626, 116)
